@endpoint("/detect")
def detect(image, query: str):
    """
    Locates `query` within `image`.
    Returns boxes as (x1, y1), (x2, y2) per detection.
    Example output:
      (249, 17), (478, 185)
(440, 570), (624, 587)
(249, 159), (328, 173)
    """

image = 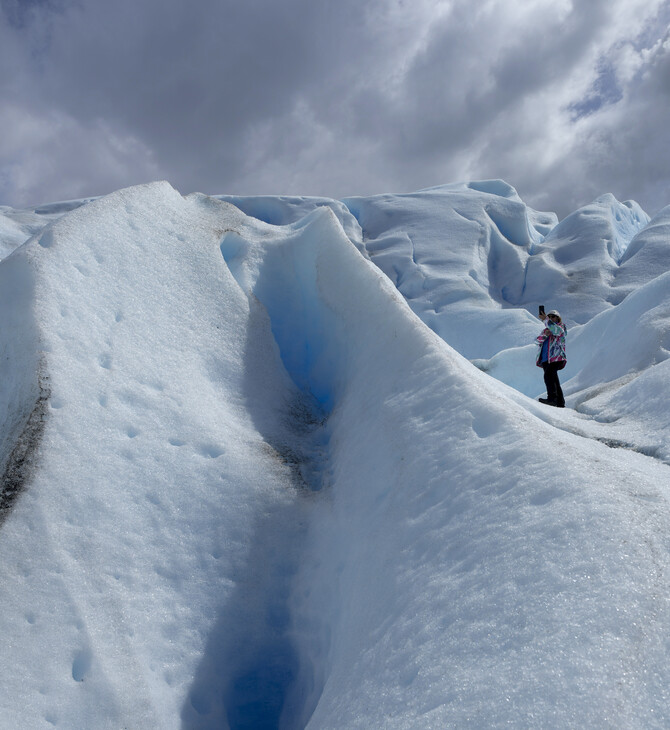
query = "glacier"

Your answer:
(1, 180), (670, 728)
